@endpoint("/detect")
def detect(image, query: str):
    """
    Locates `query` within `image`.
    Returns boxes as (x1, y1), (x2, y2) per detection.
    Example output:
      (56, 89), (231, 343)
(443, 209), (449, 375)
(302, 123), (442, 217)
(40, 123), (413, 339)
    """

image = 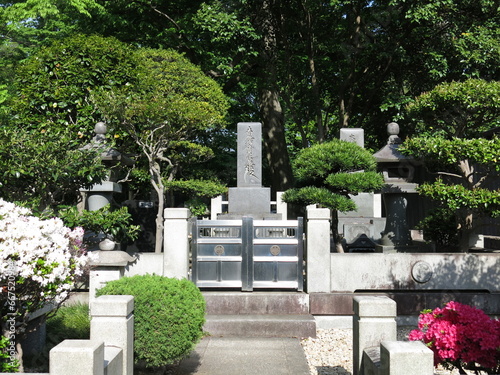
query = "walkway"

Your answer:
(175, 337), (310, 375)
